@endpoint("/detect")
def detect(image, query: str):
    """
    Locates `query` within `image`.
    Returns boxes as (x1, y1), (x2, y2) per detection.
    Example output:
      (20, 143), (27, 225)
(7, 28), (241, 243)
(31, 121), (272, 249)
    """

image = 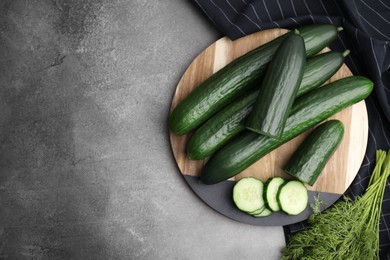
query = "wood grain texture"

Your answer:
(169, 29), (368, 194)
